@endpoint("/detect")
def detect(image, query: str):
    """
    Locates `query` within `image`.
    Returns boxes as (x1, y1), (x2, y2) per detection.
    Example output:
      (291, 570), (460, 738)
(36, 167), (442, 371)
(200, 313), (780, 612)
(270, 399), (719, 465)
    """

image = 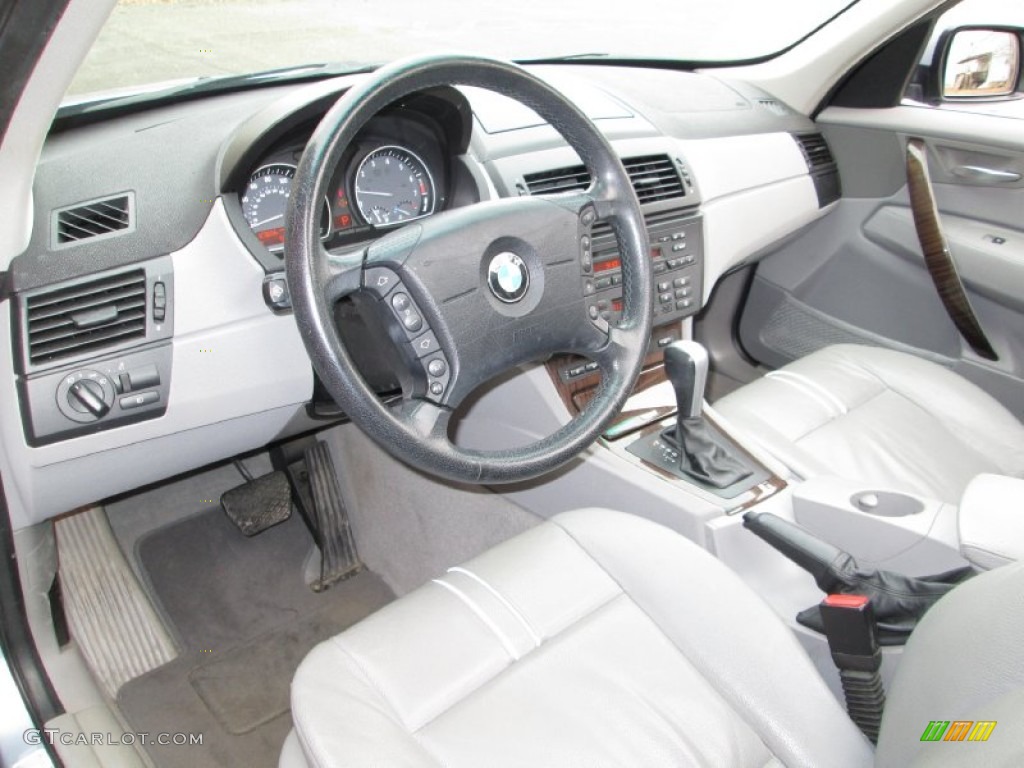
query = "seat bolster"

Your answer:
(279, 730), (308, 768)
(875, 561), (1024, 767)
(553, 508), (874, 768)
(291, 640), (441, 768)
(958, 474), (1024, 569)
